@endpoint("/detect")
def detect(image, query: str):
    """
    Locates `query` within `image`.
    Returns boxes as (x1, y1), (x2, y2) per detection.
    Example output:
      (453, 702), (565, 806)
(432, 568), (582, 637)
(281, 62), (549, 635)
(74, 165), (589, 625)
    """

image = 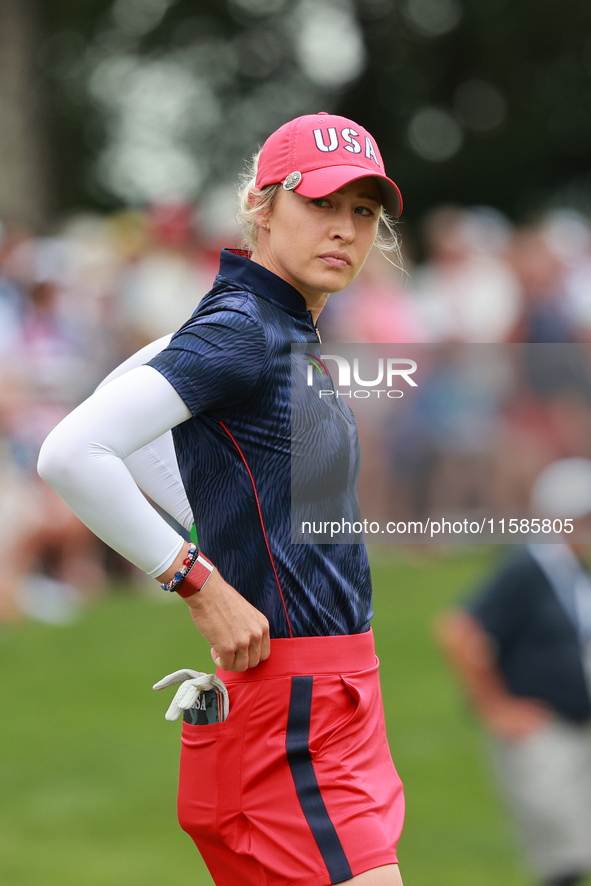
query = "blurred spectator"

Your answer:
(436, 459), (591, 886)
(0, 202), (221, 623)
(0, 230), (111, 621)
(412, 205), (522, 343)
(507, 221), (580, 343)
(0, 222), (25, 355)
(112, 202), (214, 350)
(319, 245), (425, 343)
(545, 210), (591, 342)
(383, 344), (511, 522)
